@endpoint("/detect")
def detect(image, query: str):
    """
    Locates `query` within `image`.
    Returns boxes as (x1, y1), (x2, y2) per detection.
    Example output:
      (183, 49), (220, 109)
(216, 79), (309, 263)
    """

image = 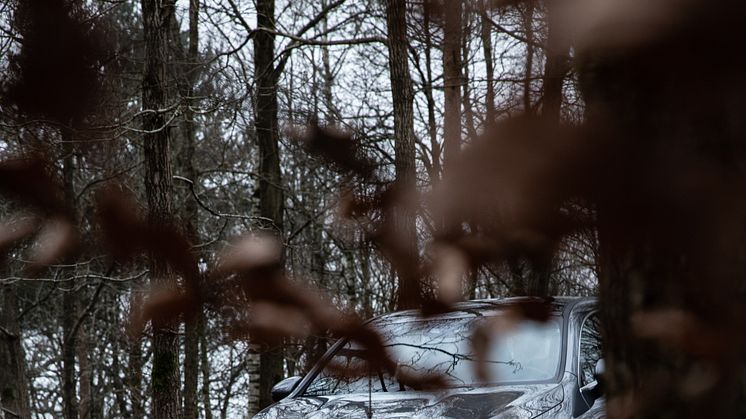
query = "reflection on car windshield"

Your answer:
(304, 312), (562, 396)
